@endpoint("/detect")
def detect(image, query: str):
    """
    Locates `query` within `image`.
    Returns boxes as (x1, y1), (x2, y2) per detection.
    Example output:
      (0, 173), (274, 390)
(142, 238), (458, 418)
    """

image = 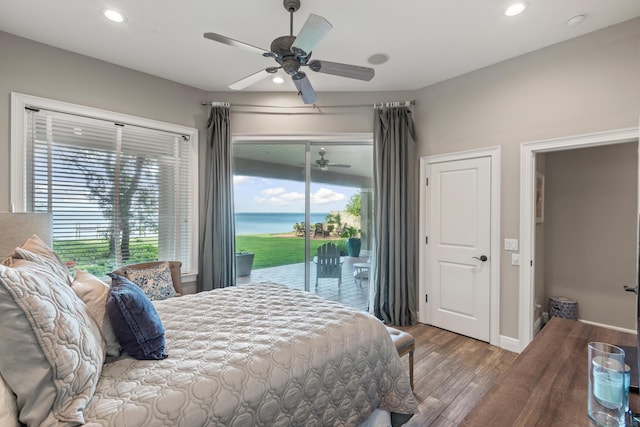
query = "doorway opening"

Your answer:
(519, 127), (640, 351)
(231, 135), (374, 311)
